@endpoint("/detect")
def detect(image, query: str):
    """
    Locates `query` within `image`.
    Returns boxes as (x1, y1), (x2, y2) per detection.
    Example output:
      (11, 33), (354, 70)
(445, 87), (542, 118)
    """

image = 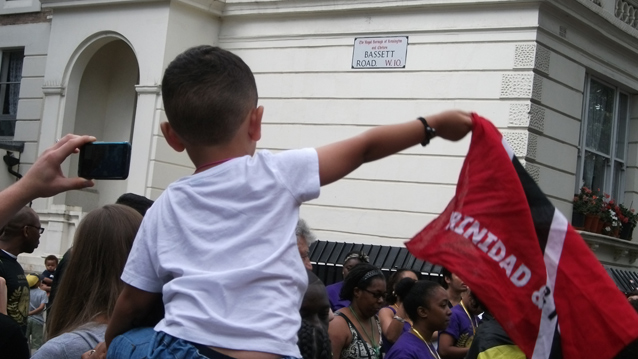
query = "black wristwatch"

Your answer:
(417, 117), (437, 146)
